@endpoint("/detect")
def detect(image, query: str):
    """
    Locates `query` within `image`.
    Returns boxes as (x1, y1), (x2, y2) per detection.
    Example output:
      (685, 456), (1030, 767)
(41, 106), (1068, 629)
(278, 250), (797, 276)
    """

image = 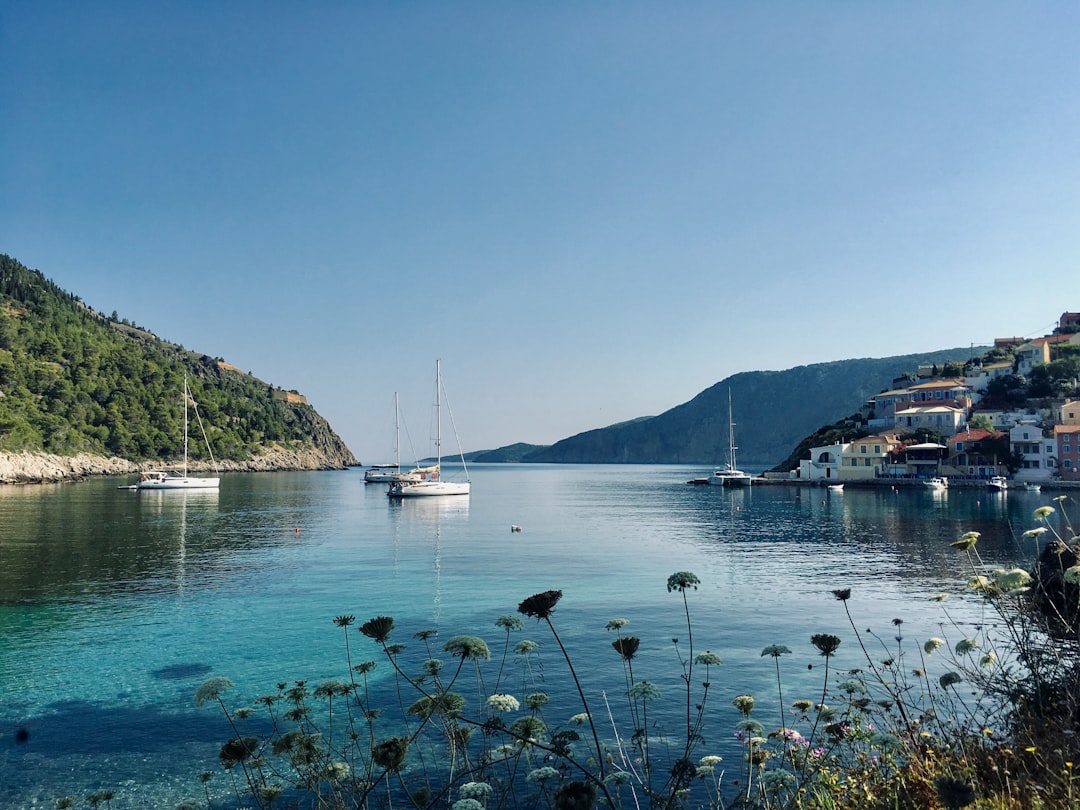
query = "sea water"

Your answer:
(0, 465), (1062, 807)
